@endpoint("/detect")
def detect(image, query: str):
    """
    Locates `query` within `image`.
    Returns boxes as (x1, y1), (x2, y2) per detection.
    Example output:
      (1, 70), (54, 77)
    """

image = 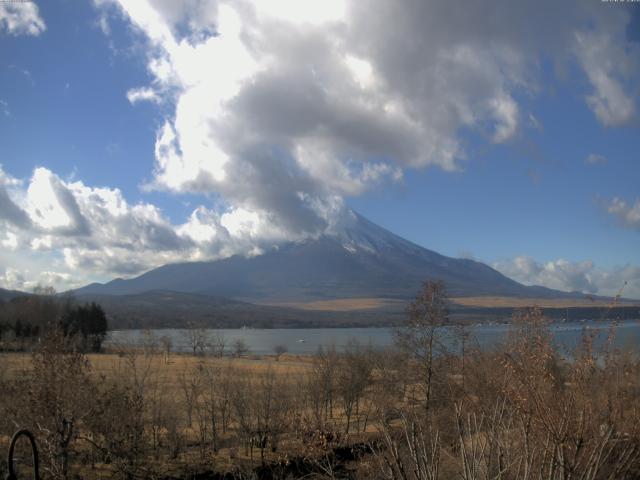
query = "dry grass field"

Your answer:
(451, 295), (639, 308)
(262, 295), (640, 312)
(3, 301), (640, 479)
(263, 297), (403, 311)
(0, 346), (385, 478)
(2, 350), (314, 388)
